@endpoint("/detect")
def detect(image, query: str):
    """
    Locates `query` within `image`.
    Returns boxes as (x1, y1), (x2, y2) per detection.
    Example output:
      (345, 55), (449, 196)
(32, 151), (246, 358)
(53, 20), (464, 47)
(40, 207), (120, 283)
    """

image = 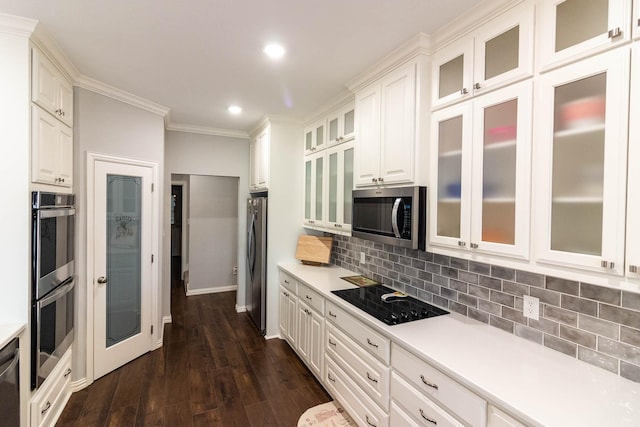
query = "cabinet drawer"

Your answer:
(326, 301), (390, 364)
(279, 272), (297, 293)
(326, 323), (390, 411)
(487, 405), (527, 427)
(31, 349), (72, 427)
(391, 373), (465, 427)
(325, 356), (389, 427)
(390, 402), (419, 427)
(392, 344), (486, 427)
(298, 283), (324, 314)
